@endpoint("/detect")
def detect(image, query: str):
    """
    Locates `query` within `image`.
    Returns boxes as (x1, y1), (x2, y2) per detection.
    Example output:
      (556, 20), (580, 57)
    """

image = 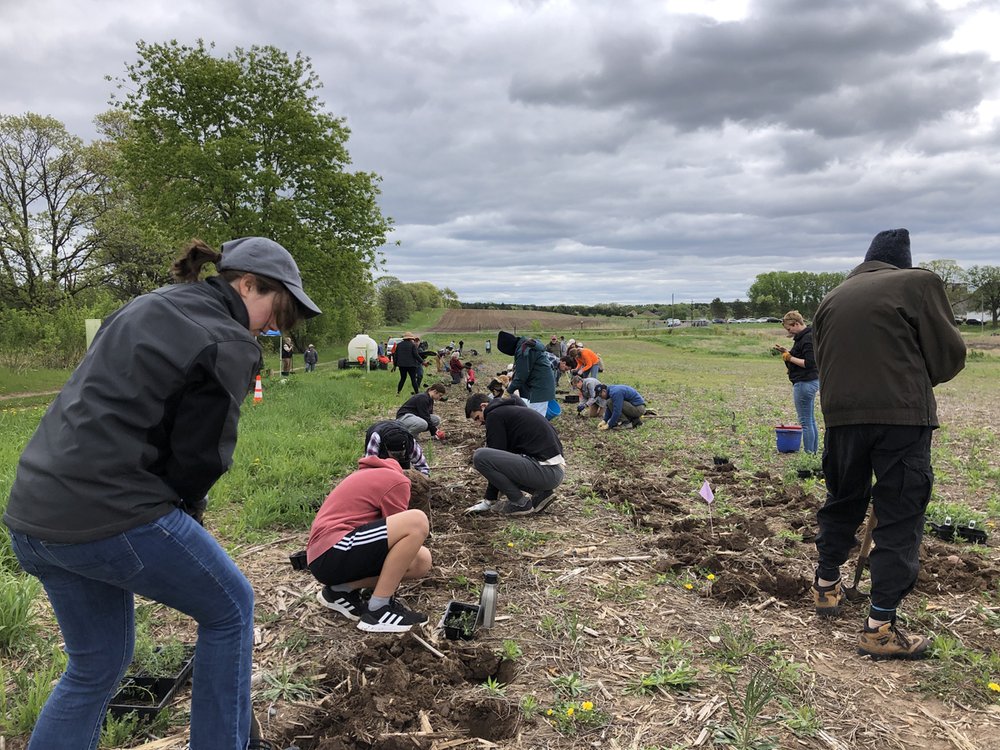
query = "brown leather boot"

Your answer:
(857, 620), (930, 660)
(811, 579), (843, 618)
